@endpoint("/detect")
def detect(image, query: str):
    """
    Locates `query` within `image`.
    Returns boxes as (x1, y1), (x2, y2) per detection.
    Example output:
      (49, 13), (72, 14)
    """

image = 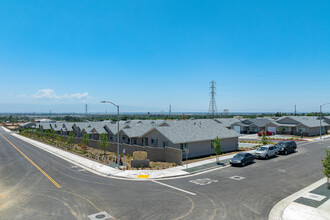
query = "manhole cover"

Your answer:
(96, 214), (106, 219)
(88, 211), (112, 220)
(230, 176), (245, 180)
